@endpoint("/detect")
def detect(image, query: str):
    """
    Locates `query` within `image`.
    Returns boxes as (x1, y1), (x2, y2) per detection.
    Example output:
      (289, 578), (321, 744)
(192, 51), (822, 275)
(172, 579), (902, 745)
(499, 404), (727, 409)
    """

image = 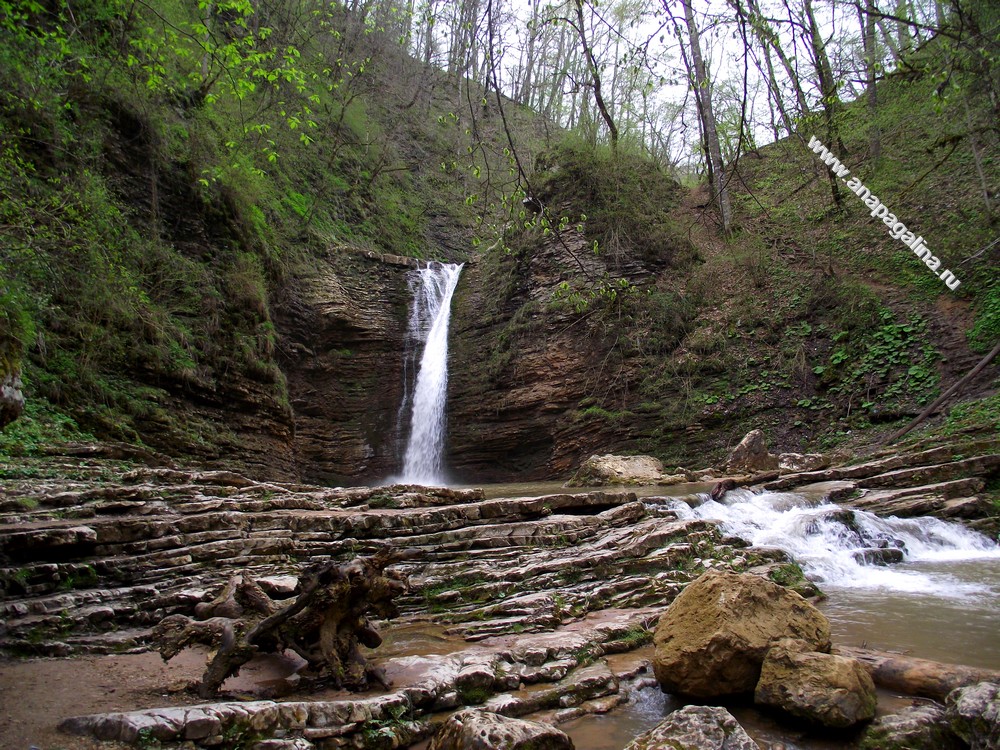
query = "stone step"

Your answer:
(762, 444), (1000, 492)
